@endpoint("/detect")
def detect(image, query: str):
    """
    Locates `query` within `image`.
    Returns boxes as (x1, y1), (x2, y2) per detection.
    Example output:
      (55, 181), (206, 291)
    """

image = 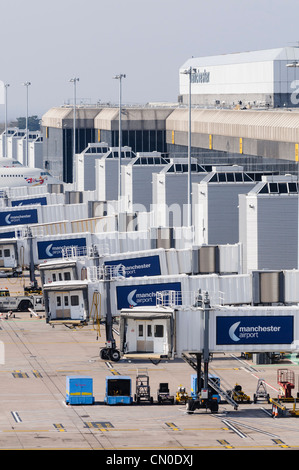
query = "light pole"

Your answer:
(4, 84), (10, 158)
(181, 66), (196, 227)
(69, 77), (79, 180)
(22, 81), (31, 166)
(113, 73), (126, 208)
